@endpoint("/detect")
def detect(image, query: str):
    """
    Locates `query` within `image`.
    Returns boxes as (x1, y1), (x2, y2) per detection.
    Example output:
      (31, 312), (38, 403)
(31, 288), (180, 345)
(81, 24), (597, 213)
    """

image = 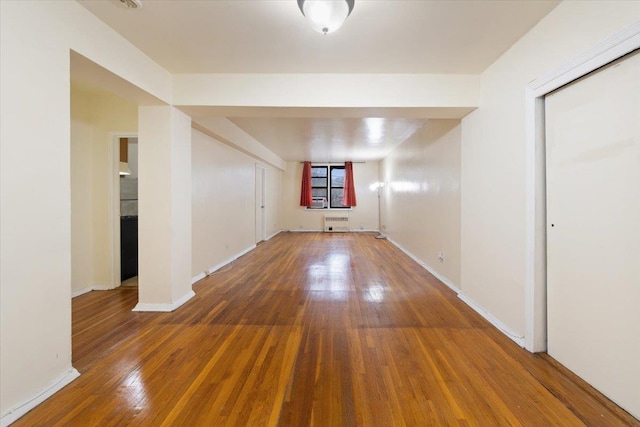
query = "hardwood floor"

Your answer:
(15, 232), (638, 426)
